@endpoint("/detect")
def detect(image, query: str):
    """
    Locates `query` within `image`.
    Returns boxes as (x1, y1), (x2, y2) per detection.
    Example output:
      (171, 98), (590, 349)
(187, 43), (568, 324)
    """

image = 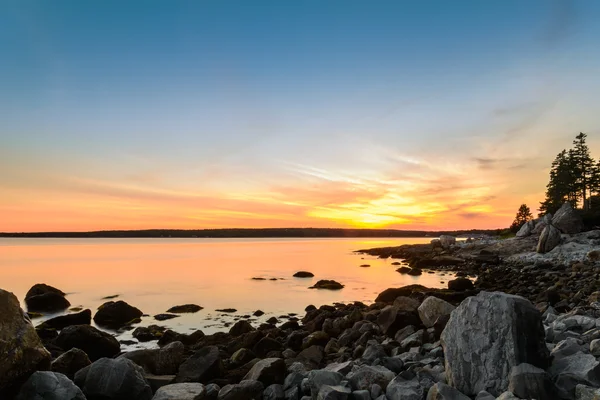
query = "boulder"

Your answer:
(307, 370), (343, 399)
(51, 348), (91, 379)
(26, 292), (71, 313)
(153, 383), (206, 400)
(317, 385), (350, 399)
(439, 235), (456, 249)
(15, 371), (85, 400)
(532, 214), (553, 234)
(74, 357), (152, 400)
(37, 309), (92, 330)
(447, 278), (474, 291)
(93, 300), (143, 328)
(217, 380), (263, 400)
(55, 325), (120, 361)
(516, 220), (536, 238)
(552, 202), (584, 234)
(309, 280), (344, 290)
(176, 346), (223, 383)
(426, 382), (470, 400)
(418, 297), (455, 328)
(441, 291), (549, 396)
(133, 325), (167, 342)
(386, 376), (424, 400)
(229, 320), (254, 337)
(167, 304), (203, 313)
(377, 305), (420, 337)
(375, 285), (430, 303)
(537, 224), (562, 253)
(549, 352), (600, 395)
(263, 384), (285, 400)
(0, 289), (51, 394)
(393, 296), (421, 313)
(120, 341), (185, 375)
(508, 363), (559, 400)
(25, 283), (66, 300)
(243, 358), (286, 386)
(347, 365), (395, 391)
(293, 271), (314, 278)
(575, 384), (600, 400)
